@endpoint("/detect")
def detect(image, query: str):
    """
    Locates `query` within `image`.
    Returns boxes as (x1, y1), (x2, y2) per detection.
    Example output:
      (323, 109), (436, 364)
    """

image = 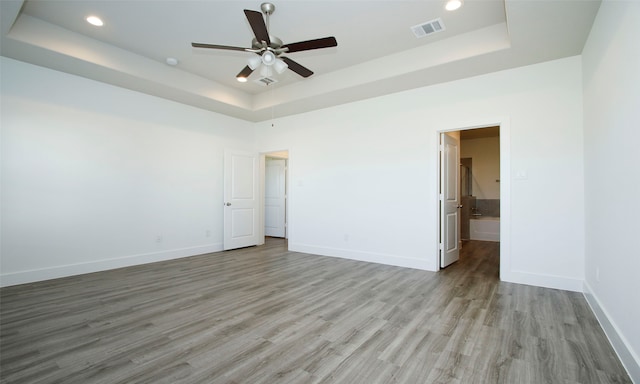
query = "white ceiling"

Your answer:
(1, 0), (601, 122)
